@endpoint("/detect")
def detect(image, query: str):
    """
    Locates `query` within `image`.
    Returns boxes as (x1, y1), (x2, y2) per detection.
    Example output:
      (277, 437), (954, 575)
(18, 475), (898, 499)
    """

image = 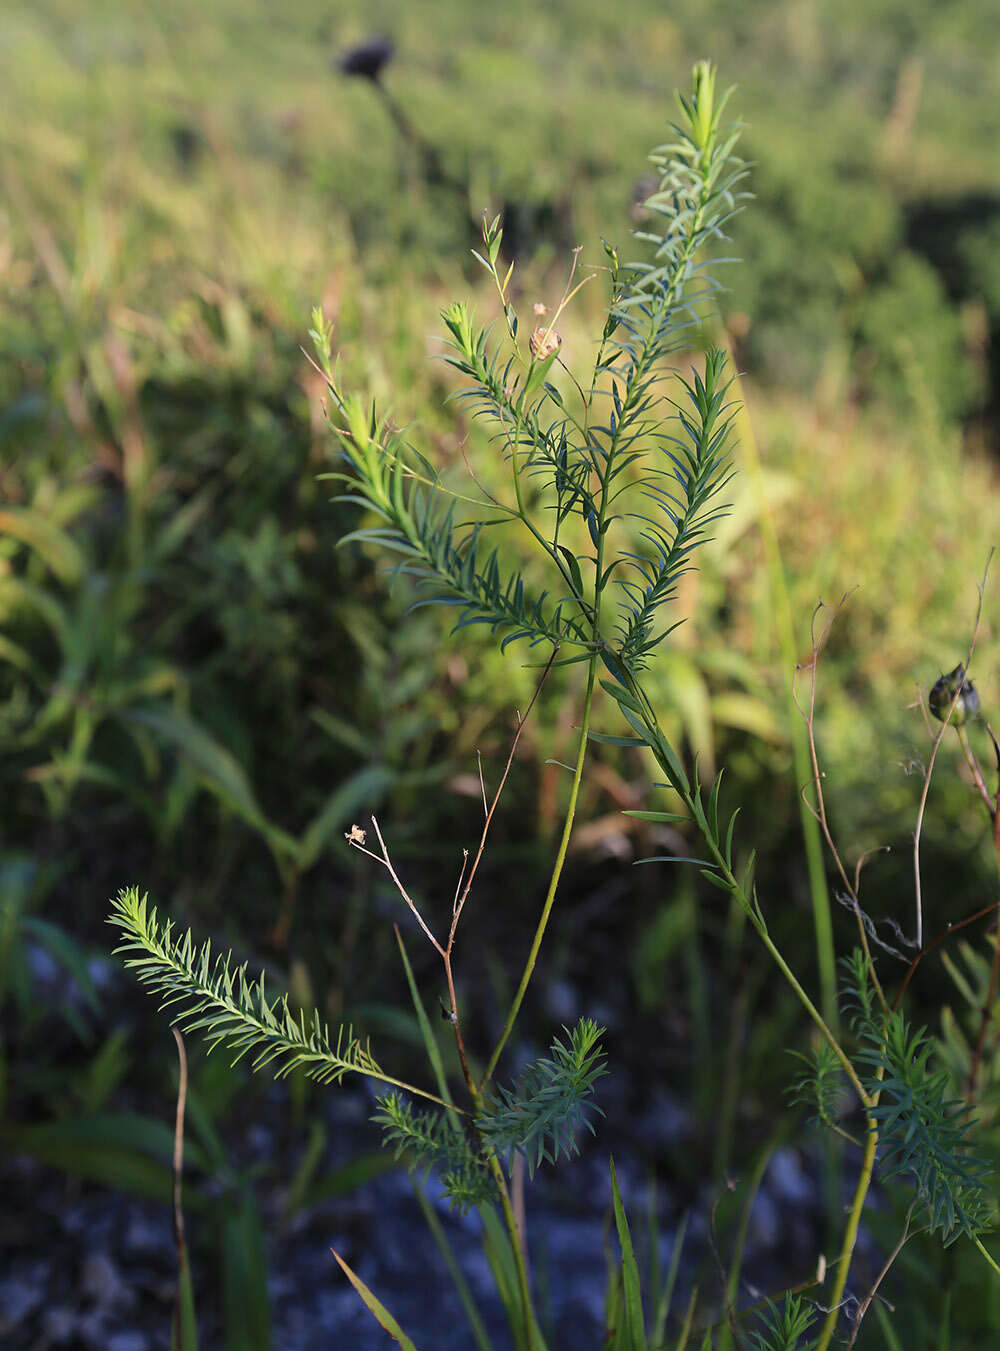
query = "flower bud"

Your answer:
(929, 664), (980, 727)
